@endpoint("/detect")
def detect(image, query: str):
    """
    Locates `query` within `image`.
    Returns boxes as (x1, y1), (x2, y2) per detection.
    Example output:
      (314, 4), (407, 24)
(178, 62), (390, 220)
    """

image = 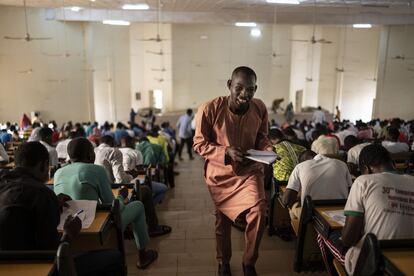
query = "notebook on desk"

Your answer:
(57, 200), (97, 230)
